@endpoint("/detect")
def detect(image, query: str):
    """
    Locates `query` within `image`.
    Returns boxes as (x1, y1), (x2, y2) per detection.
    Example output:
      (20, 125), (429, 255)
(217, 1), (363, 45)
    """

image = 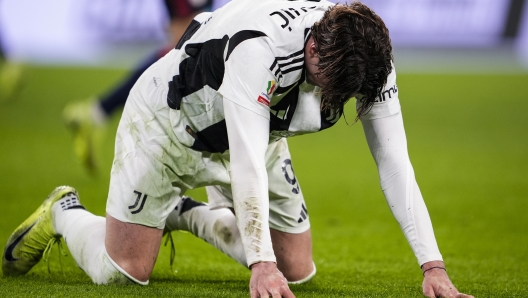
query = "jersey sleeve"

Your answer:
(360, 67), (444, 266)
(218, 37), (278, 120)
(357, 63), (401, 120)
(220, 36), (279, 266)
